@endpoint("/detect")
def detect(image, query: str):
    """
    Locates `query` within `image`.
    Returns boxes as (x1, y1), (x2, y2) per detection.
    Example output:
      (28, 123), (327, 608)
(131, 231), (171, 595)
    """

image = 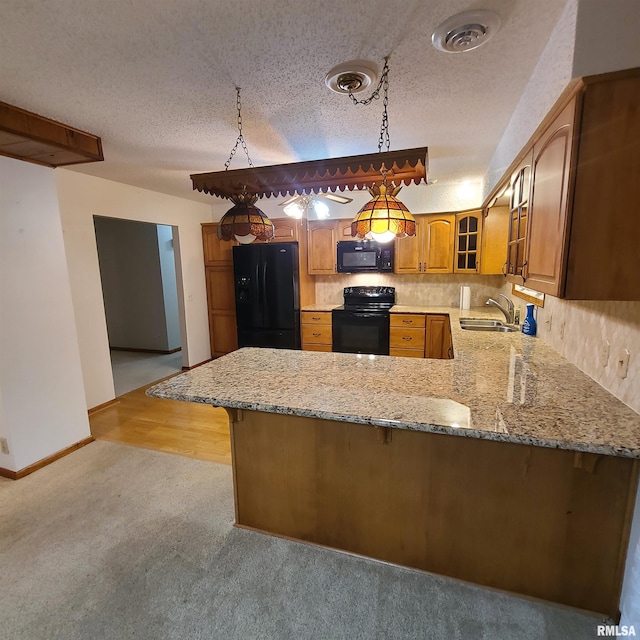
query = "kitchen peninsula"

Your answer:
(148, 308), (640, 618)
